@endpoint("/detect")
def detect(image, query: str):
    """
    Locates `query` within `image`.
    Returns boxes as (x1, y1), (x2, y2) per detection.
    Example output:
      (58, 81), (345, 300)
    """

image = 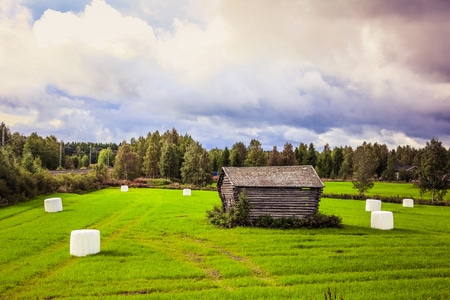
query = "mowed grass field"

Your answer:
(0, 187), (449, 299)
(323, 181), (450, 201)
